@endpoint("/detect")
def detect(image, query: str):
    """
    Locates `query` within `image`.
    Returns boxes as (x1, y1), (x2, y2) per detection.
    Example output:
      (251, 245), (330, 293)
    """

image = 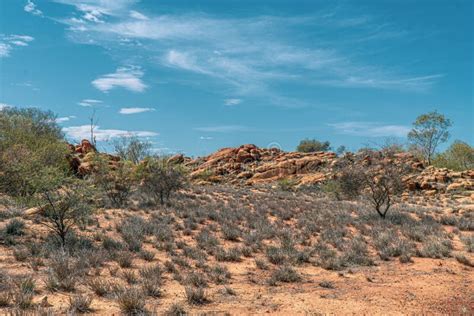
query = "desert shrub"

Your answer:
(417, 237), (452, 258)
(102, 236), (125, 252)
(255, 259), (269, 270)
(37, 181), (94, 247)
(186, 272), (208, 288)
(277, 178), (297, 192)
(118, 216), (147, 252)
(209, 265), (231, 284)
(13, 247), (30, 262)
(461, 235), (474, 252)
(113, 135), (151, 165)
(269, 266), (301, 284)
(266, 246), (287, 265)
(165, 303), (187, 316)
(89, 279), (113, 297)
(13, 276), (36, 310)
(139, 250), (155, 262)
(455, 254), (474, 267)
(196, 229), (219, 251)
(46, 253), (85, 292)
(185, 286), (209, 305)
(215, 247), (242, 262)
(68, 294), (93, 313)
(115, 251), (134, 268)
(116, 287), (147, 315)
(296, 139), (331, 153)
(221, 224), (241, 241)
(0, 107), (70, 198)
(4, 219), (25, 236)
(433, 141), (474, 171)
(313, 241), (342, 270)
(123, 270), (138, 285)
(341, 235), (374, 267)
(92, 157), (136, 208)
